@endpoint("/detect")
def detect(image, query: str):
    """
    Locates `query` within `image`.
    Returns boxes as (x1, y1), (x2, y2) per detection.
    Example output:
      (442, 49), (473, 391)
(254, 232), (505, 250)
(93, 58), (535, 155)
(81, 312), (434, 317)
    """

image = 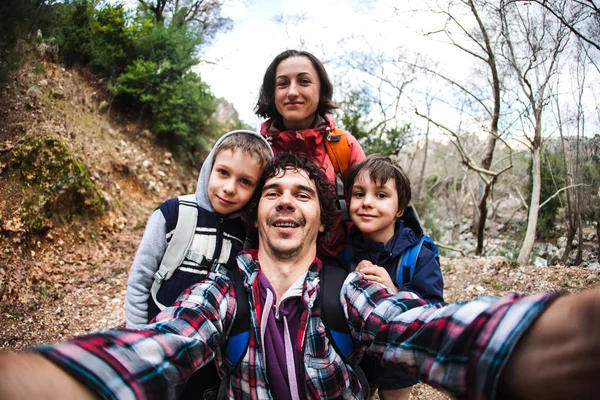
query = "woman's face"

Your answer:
(274, 56), (321, 131)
